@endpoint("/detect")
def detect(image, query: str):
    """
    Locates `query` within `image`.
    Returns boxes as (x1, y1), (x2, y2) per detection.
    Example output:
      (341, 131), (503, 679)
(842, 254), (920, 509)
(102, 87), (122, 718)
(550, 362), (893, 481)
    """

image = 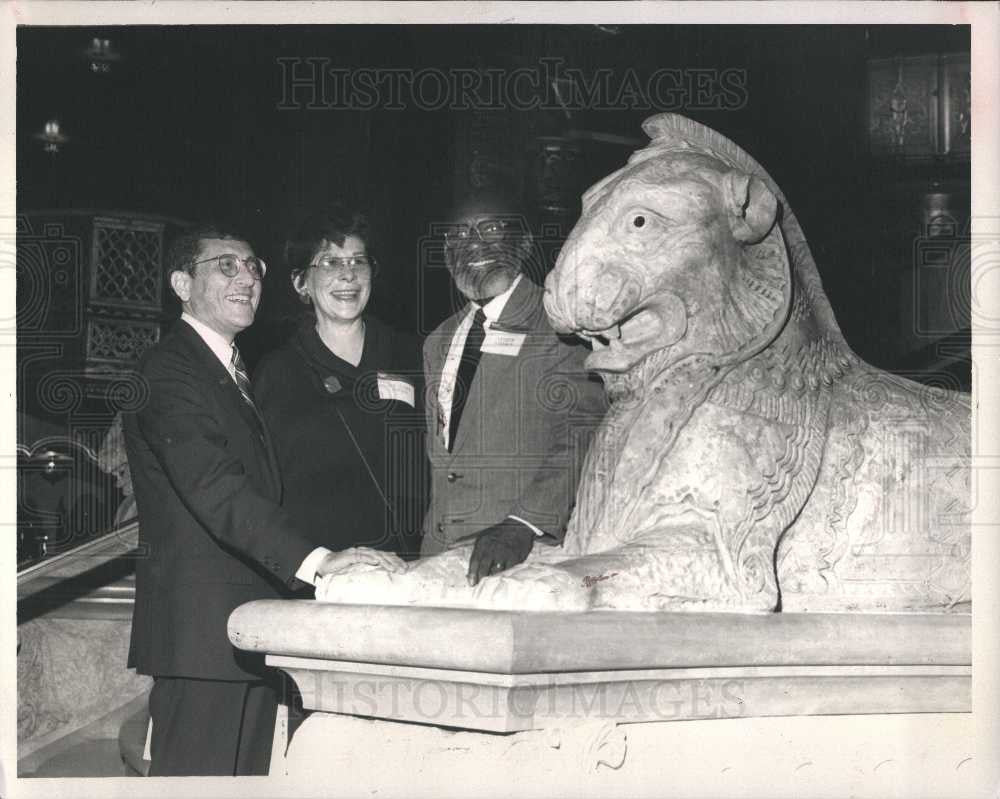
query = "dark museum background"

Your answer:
(18, 24), (971, 360)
